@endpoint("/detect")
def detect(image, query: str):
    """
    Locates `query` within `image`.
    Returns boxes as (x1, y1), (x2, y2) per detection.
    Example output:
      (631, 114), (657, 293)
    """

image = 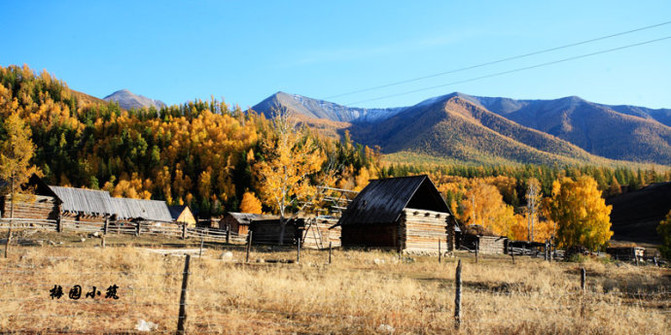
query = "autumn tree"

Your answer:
(657, 210), (671, 260)
(525, 178), (542, 242)
(240, 191), (263, 214)
(254, 110), (325, 244)
(545, 176), (613, 251)
(461, 182), (517, 238)
(0, 112), (38, 258)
